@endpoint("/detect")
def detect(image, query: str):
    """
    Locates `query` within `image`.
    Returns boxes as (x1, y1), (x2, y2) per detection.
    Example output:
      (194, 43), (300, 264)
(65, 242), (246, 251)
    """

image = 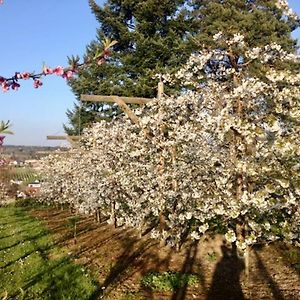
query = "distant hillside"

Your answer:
(1, 145), (68, 161)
